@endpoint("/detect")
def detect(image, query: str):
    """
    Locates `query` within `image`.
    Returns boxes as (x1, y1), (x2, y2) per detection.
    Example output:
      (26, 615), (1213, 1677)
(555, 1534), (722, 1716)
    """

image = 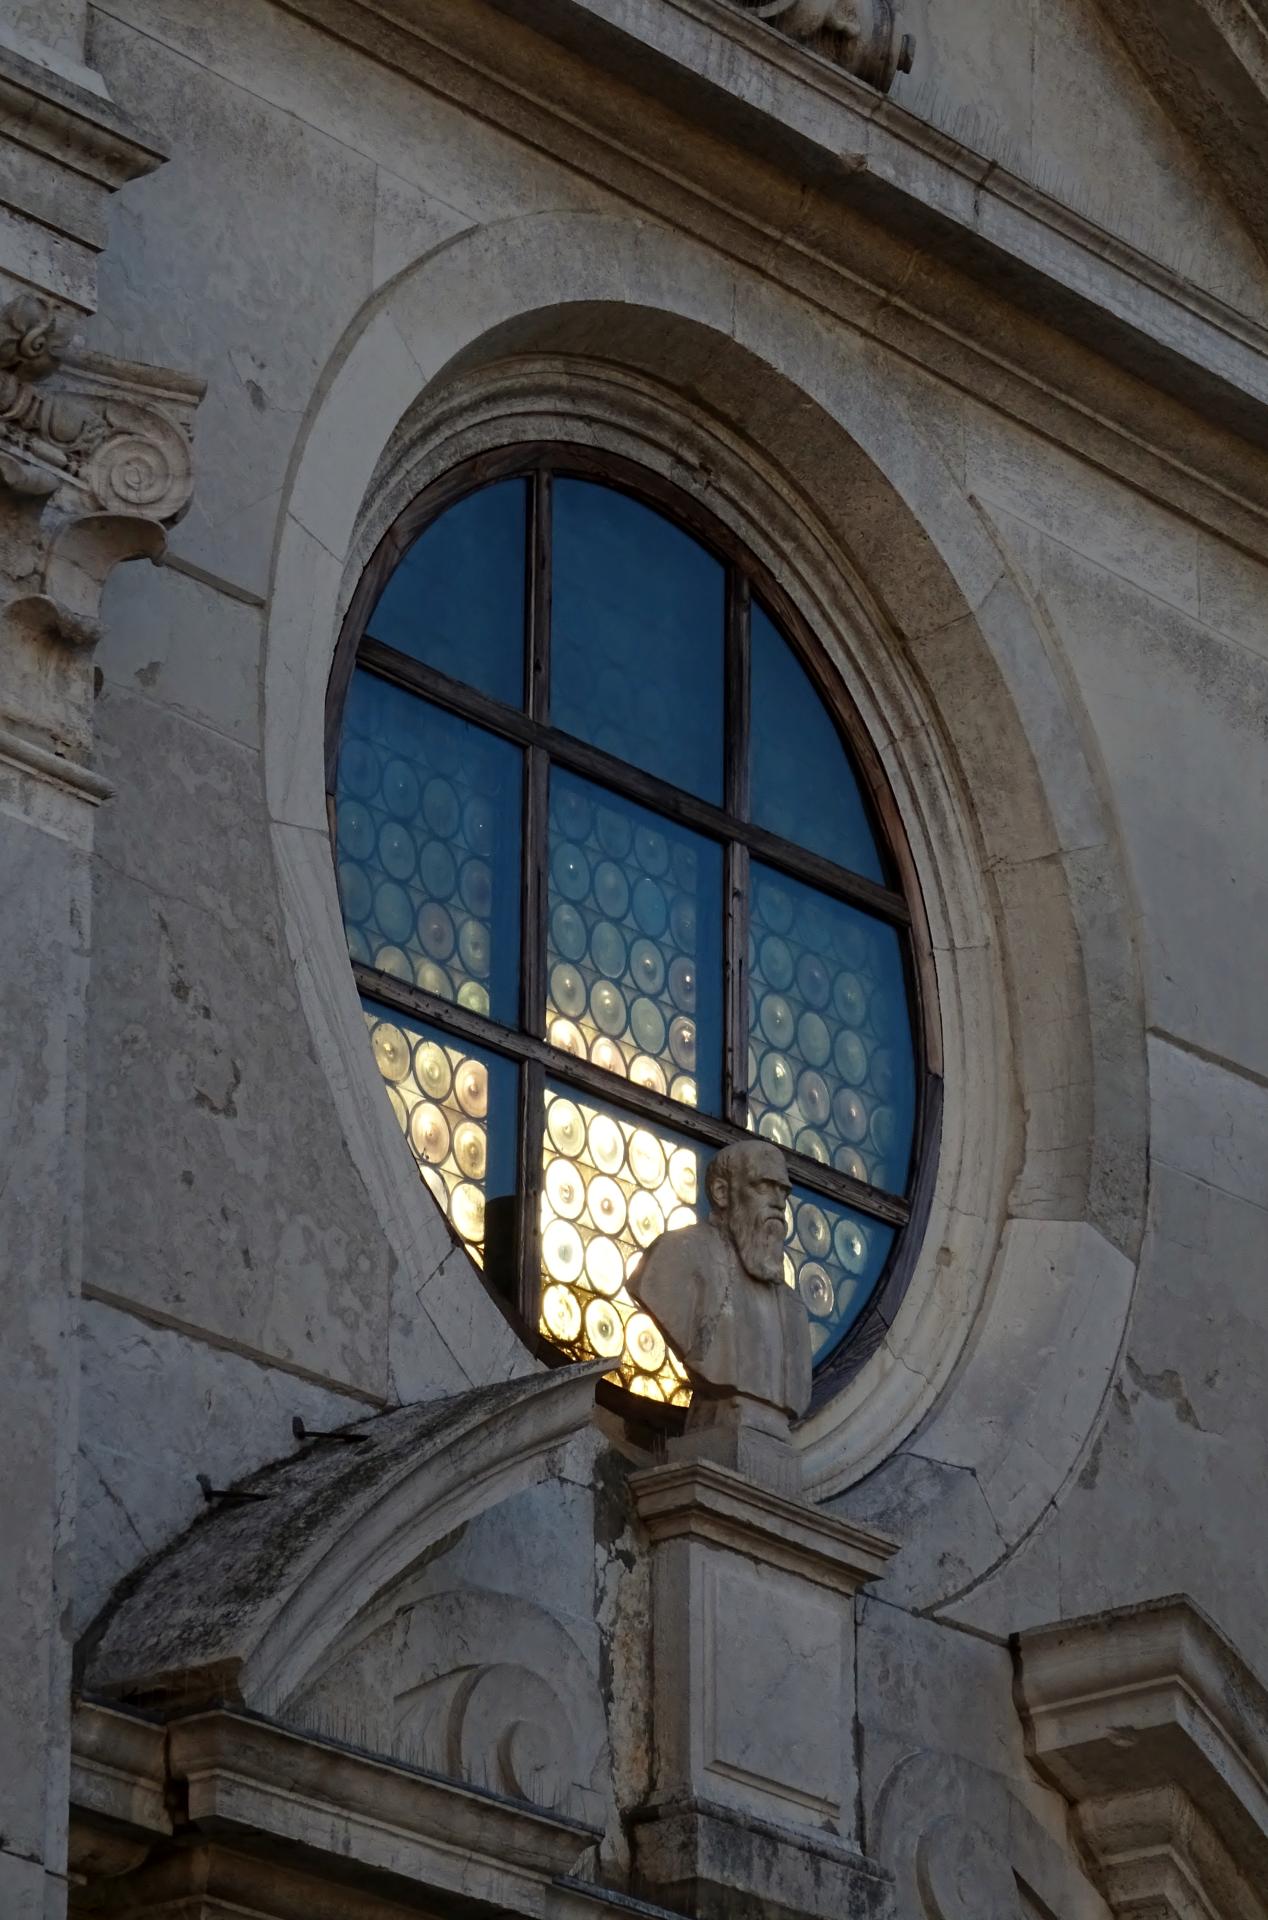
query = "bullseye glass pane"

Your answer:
(784, 1182), (894, 1366)
(365, 478), (526, 707)
(551, 478), (725, 802)
(545, 770), (722, 1113)
(336, 672), (521, 1023)
(750, 604), (885, 885)
(746, 862), (916, 1195)
(361, 998), (517, 1284)
(540, 1081), (703, 1405)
